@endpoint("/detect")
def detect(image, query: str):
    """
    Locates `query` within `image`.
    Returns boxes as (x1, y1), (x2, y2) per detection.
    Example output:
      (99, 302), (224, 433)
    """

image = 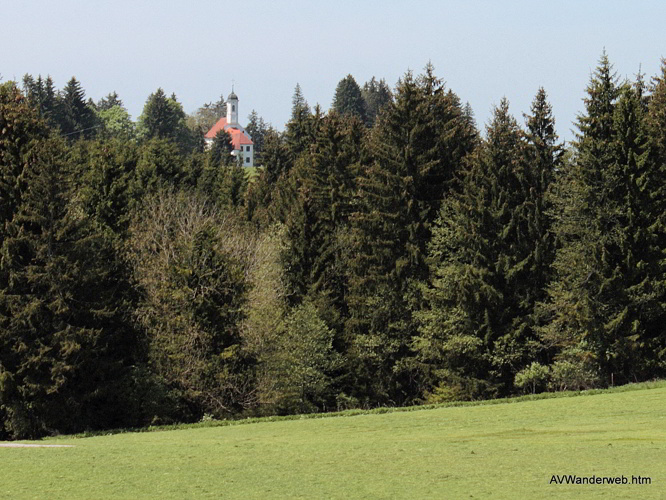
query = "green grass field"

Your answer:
(2, 382), (665, 499)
